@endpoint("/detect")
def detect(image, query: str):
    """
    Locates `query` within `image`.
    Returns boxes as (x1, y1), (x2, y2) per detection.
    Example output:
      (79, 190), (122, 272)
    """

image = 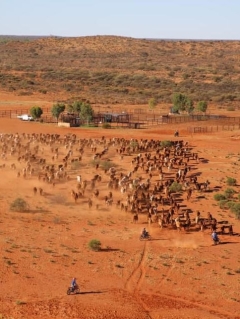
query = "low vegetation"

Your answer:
(10, 198), (29, 212)
(169, 181), (182, 193)
(88, 239), (102, 252)
(160, 140), (172, 148)
(102, 123), (111, 129)
(1, 36), (240, 106)
(226, 176), (237, 186)
(213, 187), (240, 219)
